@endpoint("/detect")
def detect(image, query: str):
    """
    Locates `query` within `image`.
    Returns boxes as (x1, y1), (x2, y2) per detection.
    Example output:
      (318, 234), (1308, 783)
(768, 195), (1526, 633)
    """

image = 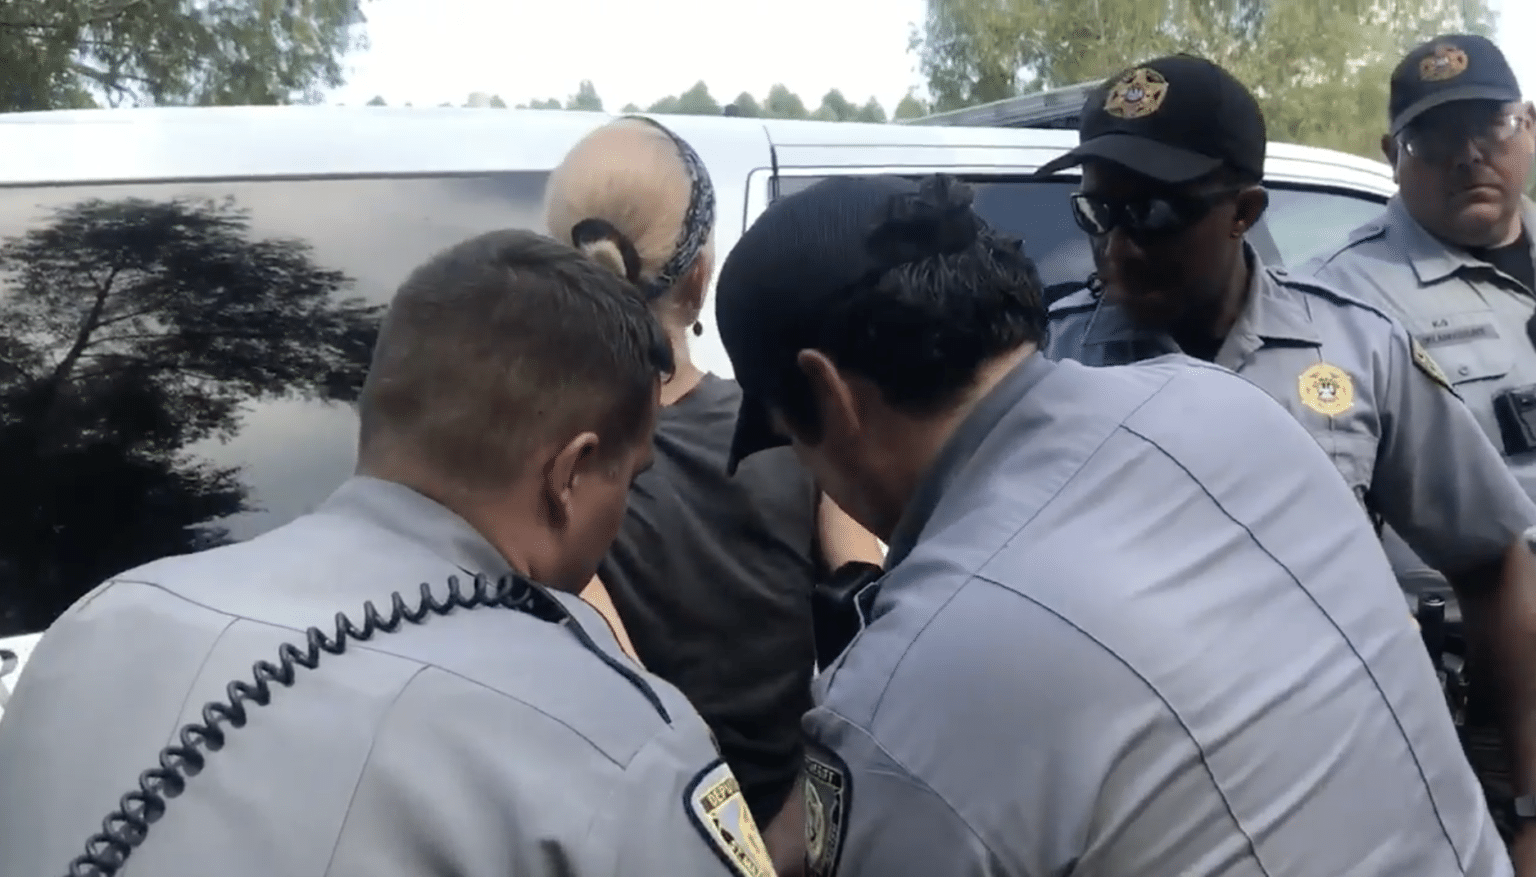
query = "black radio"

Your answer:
(1493, 383), (1536, 455)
